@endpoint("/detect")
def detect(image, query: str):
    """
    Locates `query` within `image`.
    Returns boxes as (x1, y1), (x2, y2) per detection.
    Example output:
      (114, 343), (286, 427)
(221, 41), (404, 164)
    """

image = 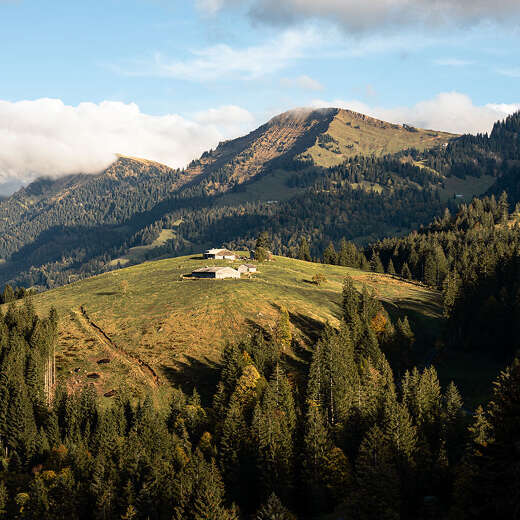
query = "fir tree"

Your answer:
(297, 237), (312, 262)
(354, 425), (400, 520)
(387, 258), (396, 275)
(274, 307), (292, 354)
(255, 493), (295, 520)
(401, 262), (412, 280)
(322, 242), (337, 265)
